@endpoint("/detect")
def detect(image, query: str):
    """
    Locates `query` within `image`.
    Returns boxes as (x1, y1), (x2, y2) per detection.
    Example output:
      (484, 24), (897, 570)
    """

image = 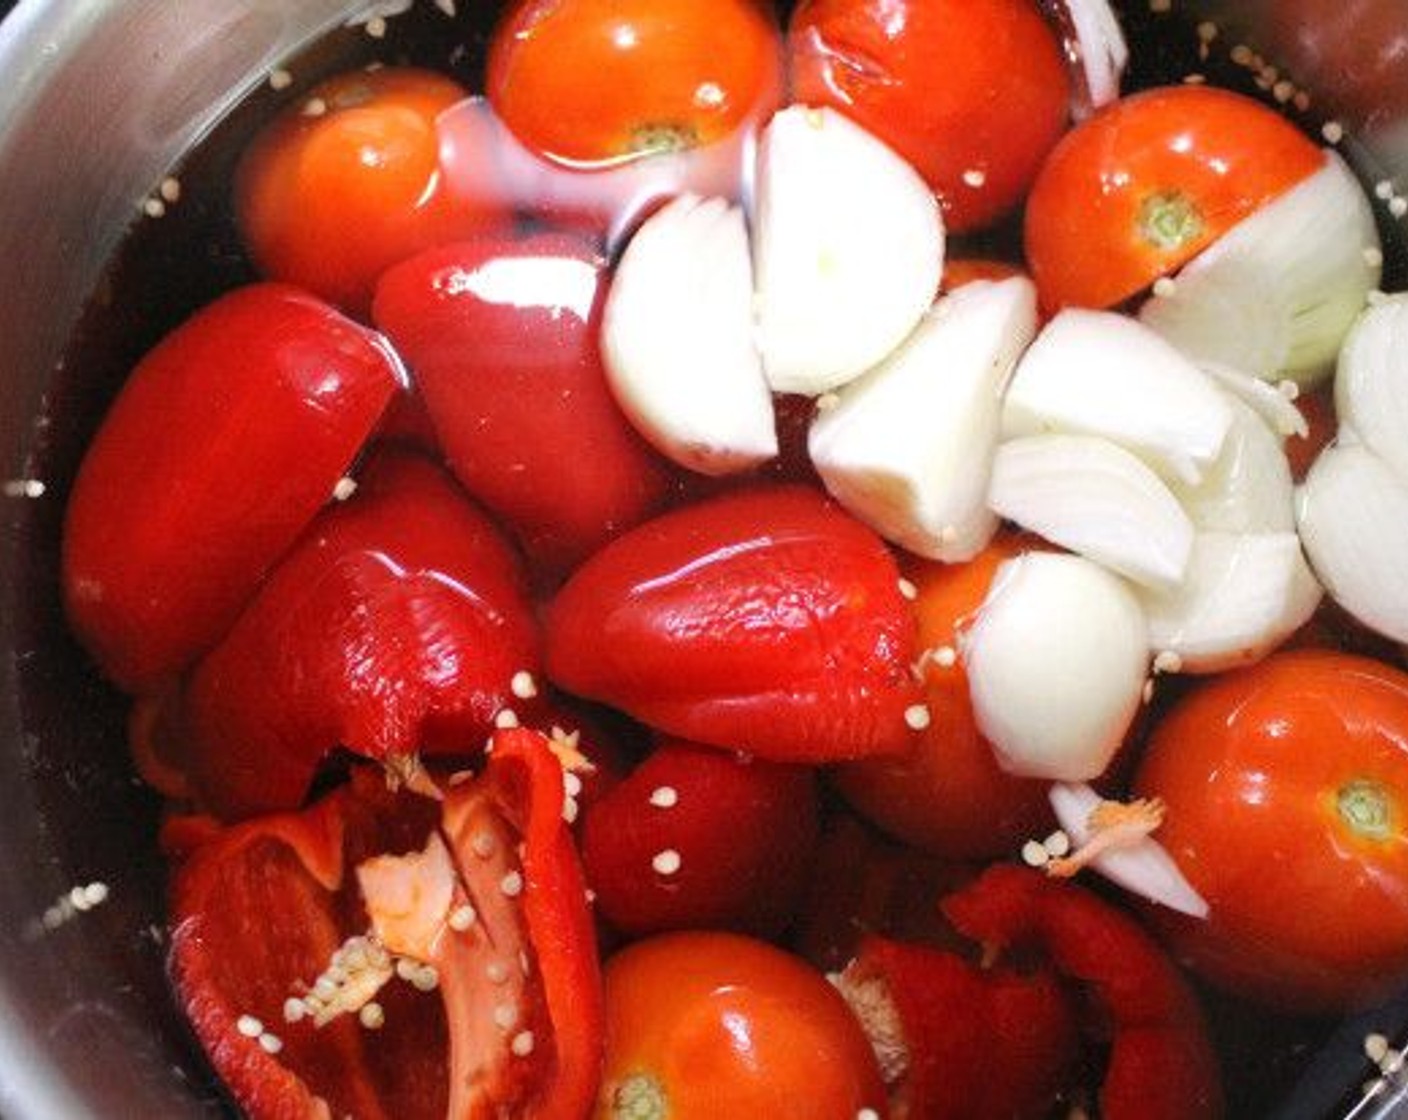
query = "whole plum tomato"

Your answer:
(180, 449), (540, 821)
(63, 283), (400, 693)
(235, 68), (509, 315)
(581, 740), (819, 938)
(1024, 85), (1324, 313)
(835, 530), (1054, 858)
(486, 0), (784, 165)
(373, 233), (673, 580)
(789, 0), (1070, 233)
(594, 931), (886, 1120)
(1133, 649), (1408, 1013)
(545, 485), (925, 763)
